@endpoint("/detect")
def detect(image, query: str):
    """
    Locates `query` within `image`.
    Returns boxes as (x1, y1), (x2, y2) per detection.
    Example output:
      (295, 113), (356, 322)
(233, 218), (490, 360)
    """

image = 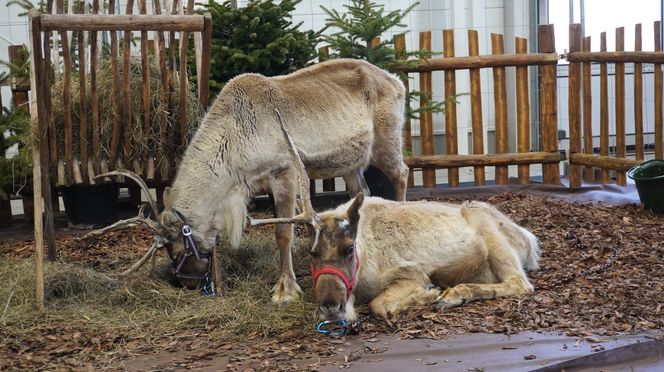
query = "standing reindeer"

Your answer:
(97, 59), (409, 303)
(253, 126), (541, 321)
